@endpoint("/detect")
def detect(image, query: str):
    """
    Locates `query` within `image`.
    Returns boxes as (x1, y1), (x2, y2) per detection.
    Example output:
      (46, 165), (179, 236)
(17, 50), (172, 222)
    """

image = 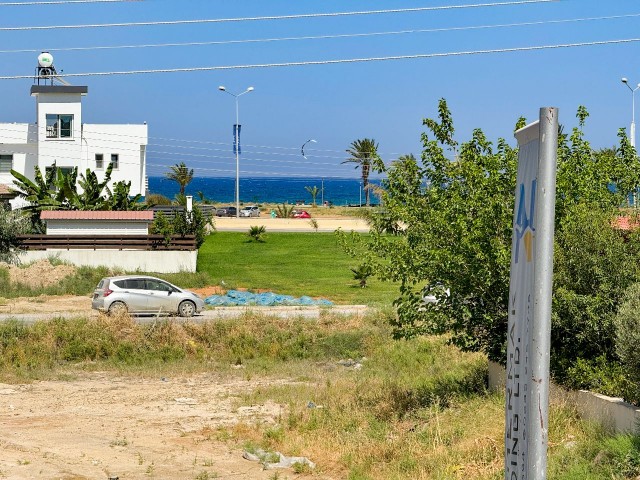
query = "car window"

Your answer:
(127, 278), (147, 289)
(145, 279), (174, 292)
(113, 279), (126, 288)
